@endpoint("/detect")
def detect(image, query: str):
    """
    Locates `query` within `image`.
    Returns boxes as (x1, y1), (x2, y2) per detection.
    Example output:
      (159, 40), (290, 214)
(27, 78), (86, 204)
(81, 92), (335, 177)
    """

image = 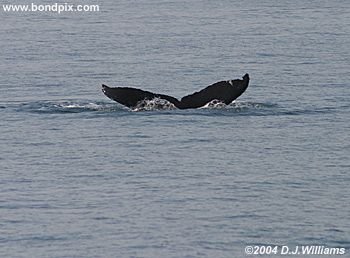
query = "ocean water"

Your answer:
(1, 0), (350, 257)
